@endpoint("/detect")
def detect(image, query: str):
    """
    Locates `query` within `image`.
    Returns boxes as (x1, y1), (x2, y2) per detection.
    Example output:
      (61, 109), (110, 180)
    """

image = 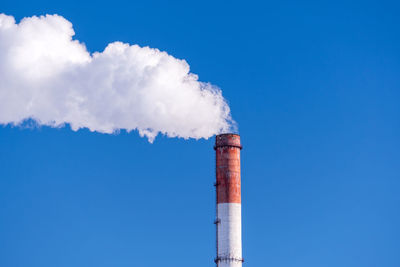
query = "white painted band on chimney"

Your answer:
(216, 203), (242, 267)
